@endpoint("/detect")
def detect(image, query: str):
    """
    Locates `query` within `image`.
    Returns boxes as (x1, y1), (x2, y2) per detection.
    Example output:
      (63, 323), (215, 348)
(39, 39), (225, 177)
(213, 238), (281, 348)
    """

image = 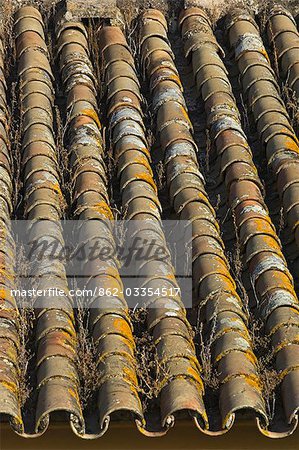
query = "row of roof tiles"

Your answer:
(0, 3), (298, 440)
